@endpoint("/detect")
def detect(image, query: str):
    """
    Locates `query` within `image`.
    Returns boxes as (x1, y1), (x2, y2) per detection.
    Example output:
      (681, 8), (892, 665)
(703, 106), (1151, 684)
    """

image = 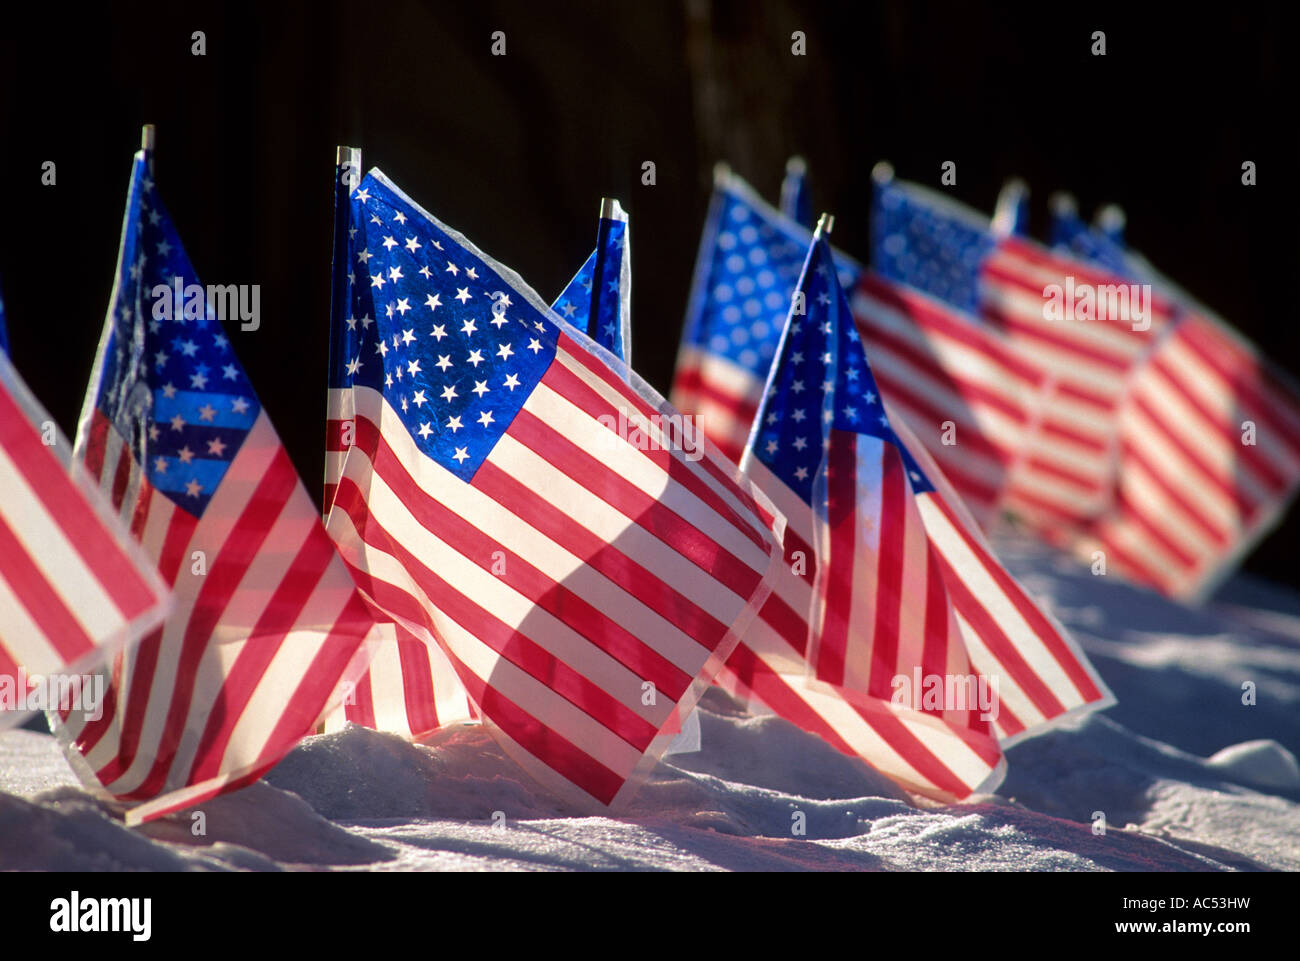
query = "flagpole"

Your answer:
(1095, 202), (1126, 243)
(992, 177), (1029, 238)
(326, 145), (361, 521)
(141, 124), (155, 174)
(815, 212), (834, 237)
